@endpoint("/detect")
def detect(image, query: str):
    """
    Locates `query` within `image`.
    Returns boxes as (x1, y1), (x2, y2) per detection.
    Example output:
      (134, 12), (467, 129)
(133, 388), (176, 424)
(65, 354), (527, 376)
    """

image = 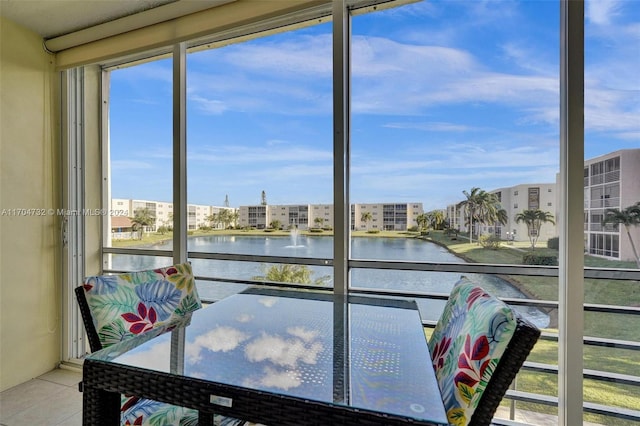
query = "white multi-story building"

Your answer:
(351, 203), (424, 231)
(111, 199), (236, 231)
(584, 149), (640, 262)
(238, 202), (423, 231)
(446, 184), (556, 242)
